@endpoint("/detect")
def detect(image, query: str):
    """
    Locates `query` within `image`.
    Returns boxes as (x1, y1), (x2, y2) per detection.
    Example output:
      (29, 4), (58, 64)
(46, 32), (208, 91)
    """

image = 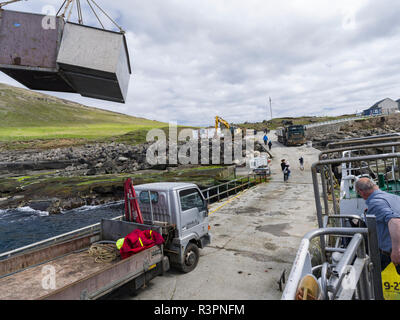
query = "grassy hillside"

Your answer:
(0, 83), (168, 140)
(0, 83), (175, 147)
